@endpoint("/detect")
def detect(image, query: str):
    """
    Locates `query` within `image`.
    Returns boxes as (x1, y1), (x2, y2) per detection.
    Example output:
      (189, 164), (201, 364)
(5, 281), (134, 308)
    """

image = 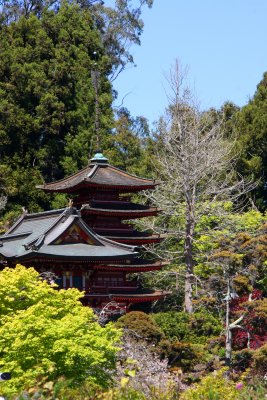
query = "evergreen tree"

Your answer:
(0, 0), (154, 79)
(233, 73), (267, 208)
(106, 107), (152, 176)
(0, 3), (113, 212)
